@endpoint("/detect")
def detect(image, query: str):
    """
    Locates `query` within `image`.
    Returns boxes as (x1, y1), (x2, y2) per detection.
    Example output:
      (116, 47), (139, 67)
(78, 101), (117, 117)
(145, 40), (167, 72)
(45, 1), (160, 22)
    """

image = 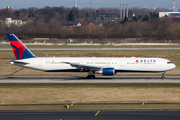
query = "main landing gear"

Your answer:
(161, 72), (165, 79)
(86, 70), (95, 79)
